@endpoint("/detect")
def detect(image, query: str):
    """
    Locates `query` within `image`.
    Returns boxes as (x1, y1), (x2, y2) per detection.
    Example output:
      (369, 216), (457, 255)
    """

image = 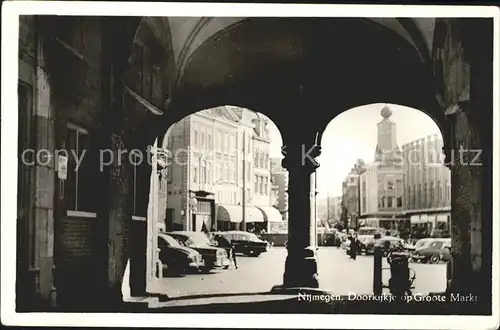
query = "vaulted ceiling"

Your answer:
(148, 17), (436, 79)
(141, 17), (444, 140)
